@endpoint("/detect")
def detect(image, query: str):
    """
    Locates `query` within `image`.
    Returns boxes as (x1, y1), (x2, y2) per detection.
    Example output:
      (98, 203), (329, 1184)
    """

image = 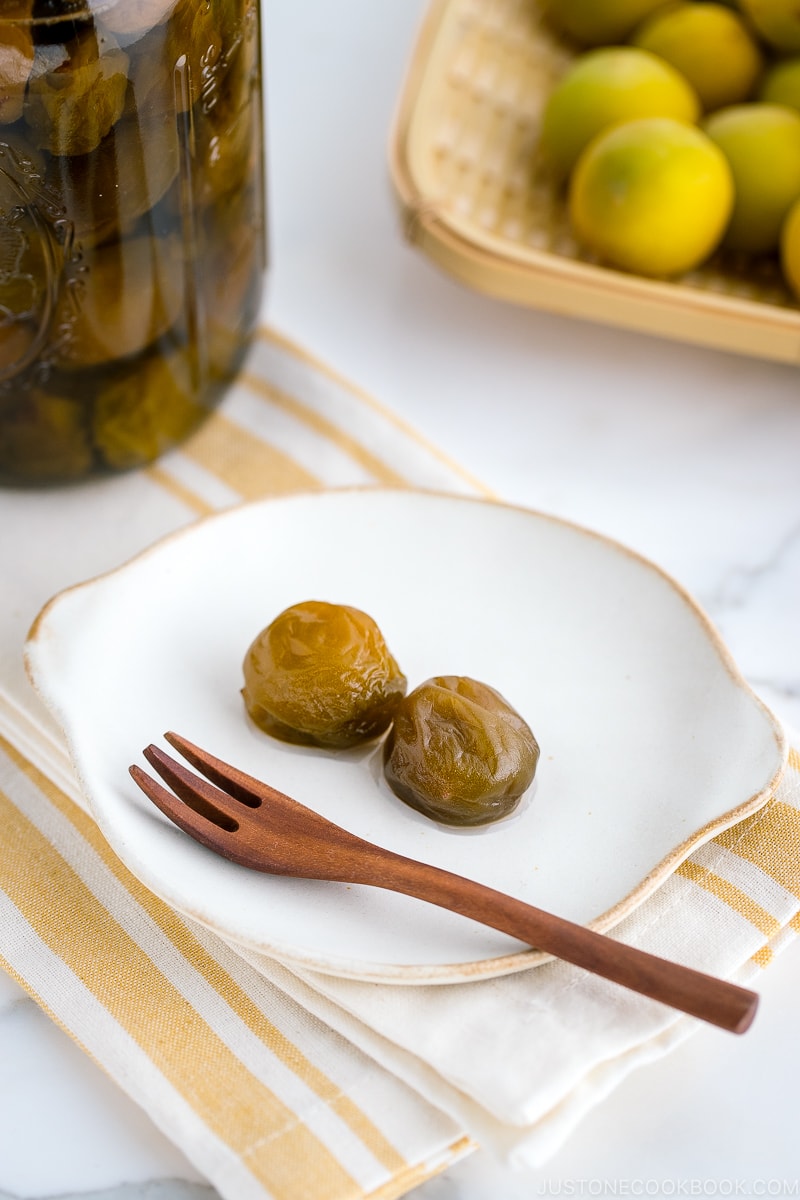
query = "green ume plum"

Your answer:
(383, 676), (539, 826)
(242, 601), (407, 749)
